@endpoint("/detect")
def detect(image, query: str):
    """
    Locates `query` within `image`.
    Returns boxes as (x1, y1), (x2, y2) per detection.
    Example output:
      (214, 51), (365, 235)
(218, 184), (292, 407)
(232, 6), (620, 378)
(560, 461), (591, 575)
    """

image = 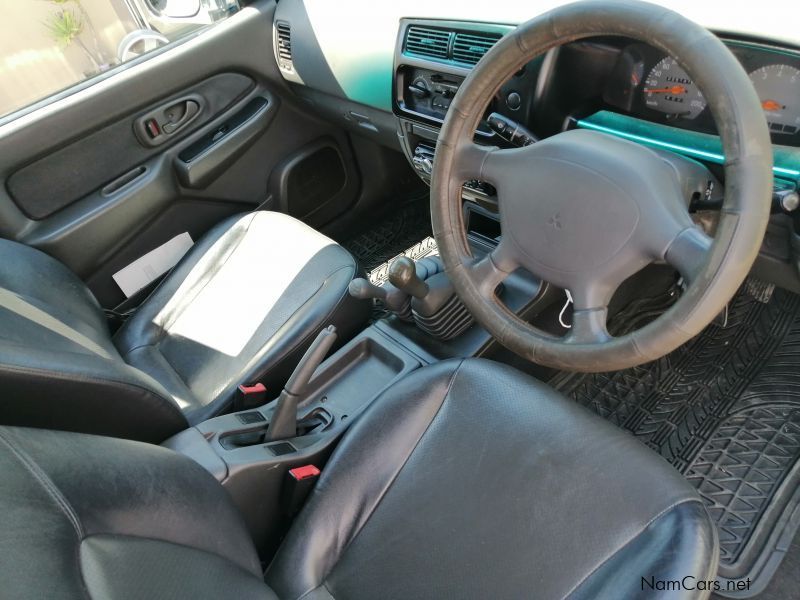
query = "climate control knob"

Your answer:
(408, 79), (430, 99)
